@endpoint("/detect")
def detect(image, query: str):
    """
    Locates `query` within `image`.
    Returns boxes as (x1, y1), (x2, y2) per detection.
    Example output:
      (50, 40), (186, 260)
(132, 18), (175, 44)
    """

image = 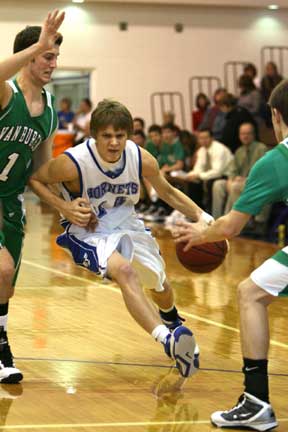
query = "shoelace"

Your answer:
(224, 395), (246, 414)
